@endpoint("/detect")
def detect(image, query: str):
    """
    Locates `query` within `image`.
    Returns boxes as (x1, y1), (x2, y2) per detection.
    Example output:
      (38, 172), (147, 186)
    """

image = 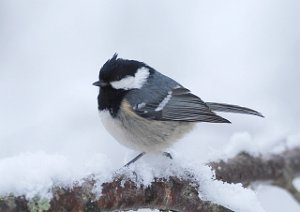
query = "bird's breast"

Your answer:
(99, 100), (195, 152)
